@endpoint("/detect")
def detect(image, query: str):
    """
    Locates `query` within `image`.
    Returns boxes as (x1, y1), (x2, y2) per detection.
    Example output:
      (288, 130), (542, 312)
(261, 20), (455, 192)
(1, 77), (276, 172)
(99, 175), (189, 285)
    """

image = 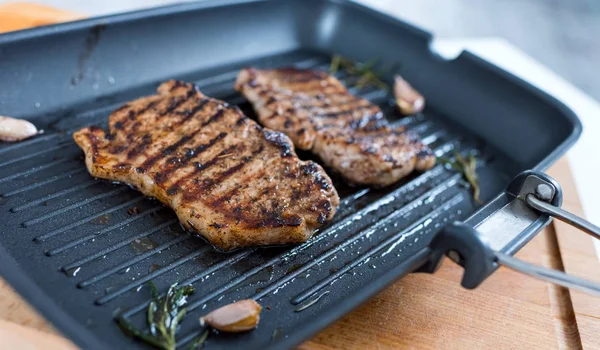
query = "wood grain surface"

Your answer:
(1, 5), (599, 350)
